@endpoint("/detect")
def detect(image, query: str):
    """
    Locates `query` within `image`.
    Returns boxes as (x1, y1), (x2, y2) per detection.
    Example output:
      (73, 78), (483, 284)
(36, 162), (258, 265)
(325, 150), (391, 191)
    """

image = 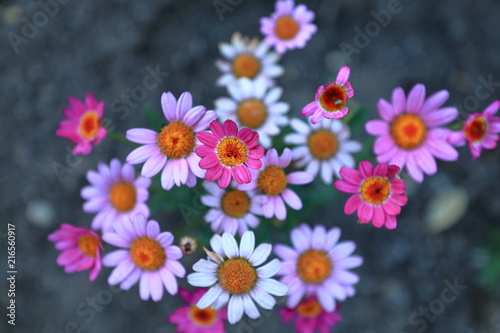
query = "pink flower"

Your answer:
(334, 161), (408, 229)
(279, 297), (343, 333)
(169, 288), (227, 333)
(48, 224), (103, 281)
(365, 84), (459, 182)
(102, 214), (185, 302)
(238, 148), (314, 221)
(260, 0), (317, 54)
(126, 91), (217, 190)
(195, 119), (265, 189)
(448, 100), (500, 159)
(56, 92), (106, 155)
(301, 66), (354, 124)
